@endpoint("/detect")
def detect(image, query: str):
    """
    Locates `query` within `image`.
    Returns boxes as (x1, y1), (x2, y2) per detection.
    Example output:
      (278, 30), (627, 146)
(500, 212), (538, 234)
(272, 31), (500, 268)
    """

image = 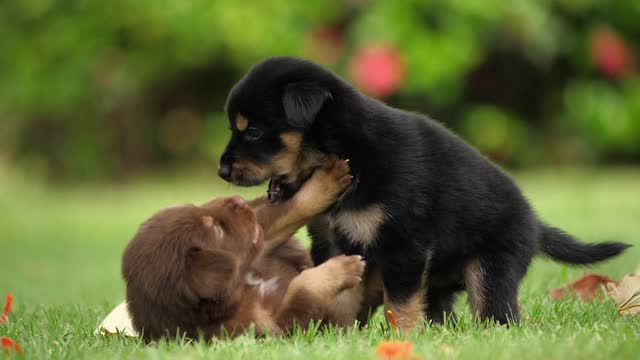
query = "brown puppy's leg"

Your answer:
(324, 285), (364, 328)
(324, 265), (384, 328)
(354, 267), (384, 327)
(247, 196), (270, 209)
(255, 159), (352, 255)
(274, 255), (365, 332)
